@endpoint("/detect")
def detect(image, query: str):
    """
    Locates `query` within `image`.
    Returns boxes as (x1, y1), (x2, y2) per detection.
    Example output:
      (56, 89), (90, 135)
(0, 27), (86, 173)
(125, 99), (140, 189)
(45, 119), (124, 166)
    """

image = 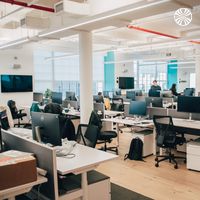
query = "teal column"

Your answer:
(104, 51), (115, 91)
(167, 60), (177, 89)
